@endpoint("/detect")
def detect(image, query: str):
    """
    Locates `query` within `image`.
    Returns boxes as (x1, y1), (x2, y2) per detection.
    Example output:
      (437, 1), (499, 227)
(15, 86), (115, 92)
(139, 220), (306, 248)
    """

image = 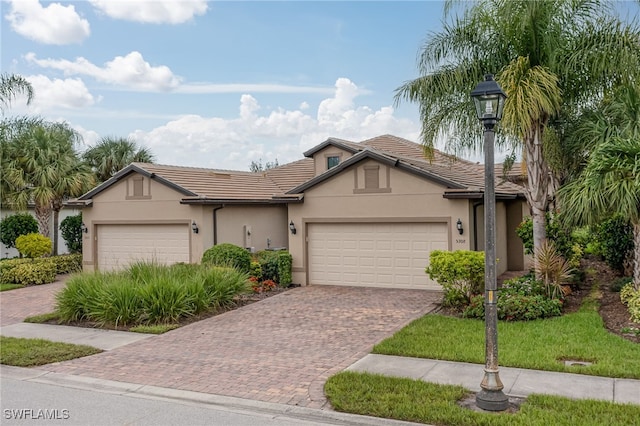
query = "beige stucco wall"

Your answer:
(82, 173), (290, 271)
(213, 205), (288, 253)
(82, 174), (205, 271)
(288, 160), (473, 285)
(312, 146), (355, 175)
